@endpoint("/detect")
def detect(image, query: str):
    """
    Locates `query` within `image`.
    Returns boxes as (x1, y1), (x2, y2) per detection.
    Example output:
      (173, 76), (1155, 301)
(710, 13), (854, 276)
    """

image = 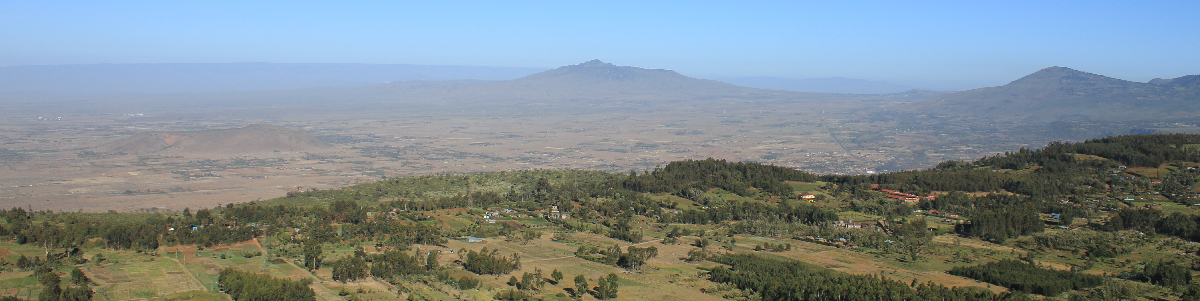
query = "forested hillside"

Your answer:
(826, 134), (1200, 198)
(4, 134), (1200, 300)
